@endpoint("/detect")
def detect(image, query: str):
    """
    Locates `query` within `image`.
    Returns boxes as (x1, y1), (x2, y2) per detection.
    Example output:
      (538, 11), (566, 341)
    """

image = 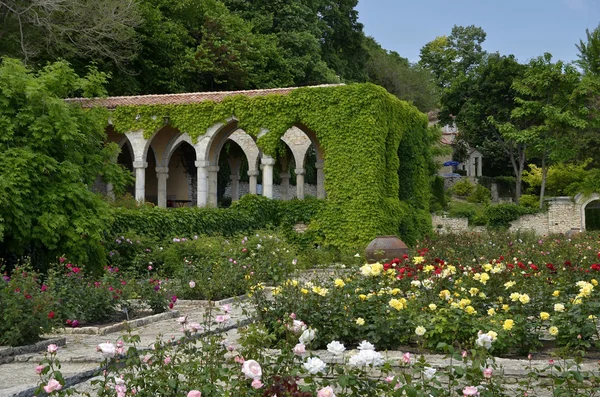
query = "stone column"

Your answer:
(315, 160), (325, 199)
(208, 165), (219, 207)
(133, 161), (147, 202)
(477, 156), (483, 177)
(195, 160), (209, 207)
(295, 168), (305, 199)
(228, 157), (242, 202)
(155, 166), (169, 208)
(261, 156), (276, 199)
(106, 183), (115, 200)
(247, 170), (259, 194)
(280, 172), (290, 200)
(469, 158), (475, 177)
